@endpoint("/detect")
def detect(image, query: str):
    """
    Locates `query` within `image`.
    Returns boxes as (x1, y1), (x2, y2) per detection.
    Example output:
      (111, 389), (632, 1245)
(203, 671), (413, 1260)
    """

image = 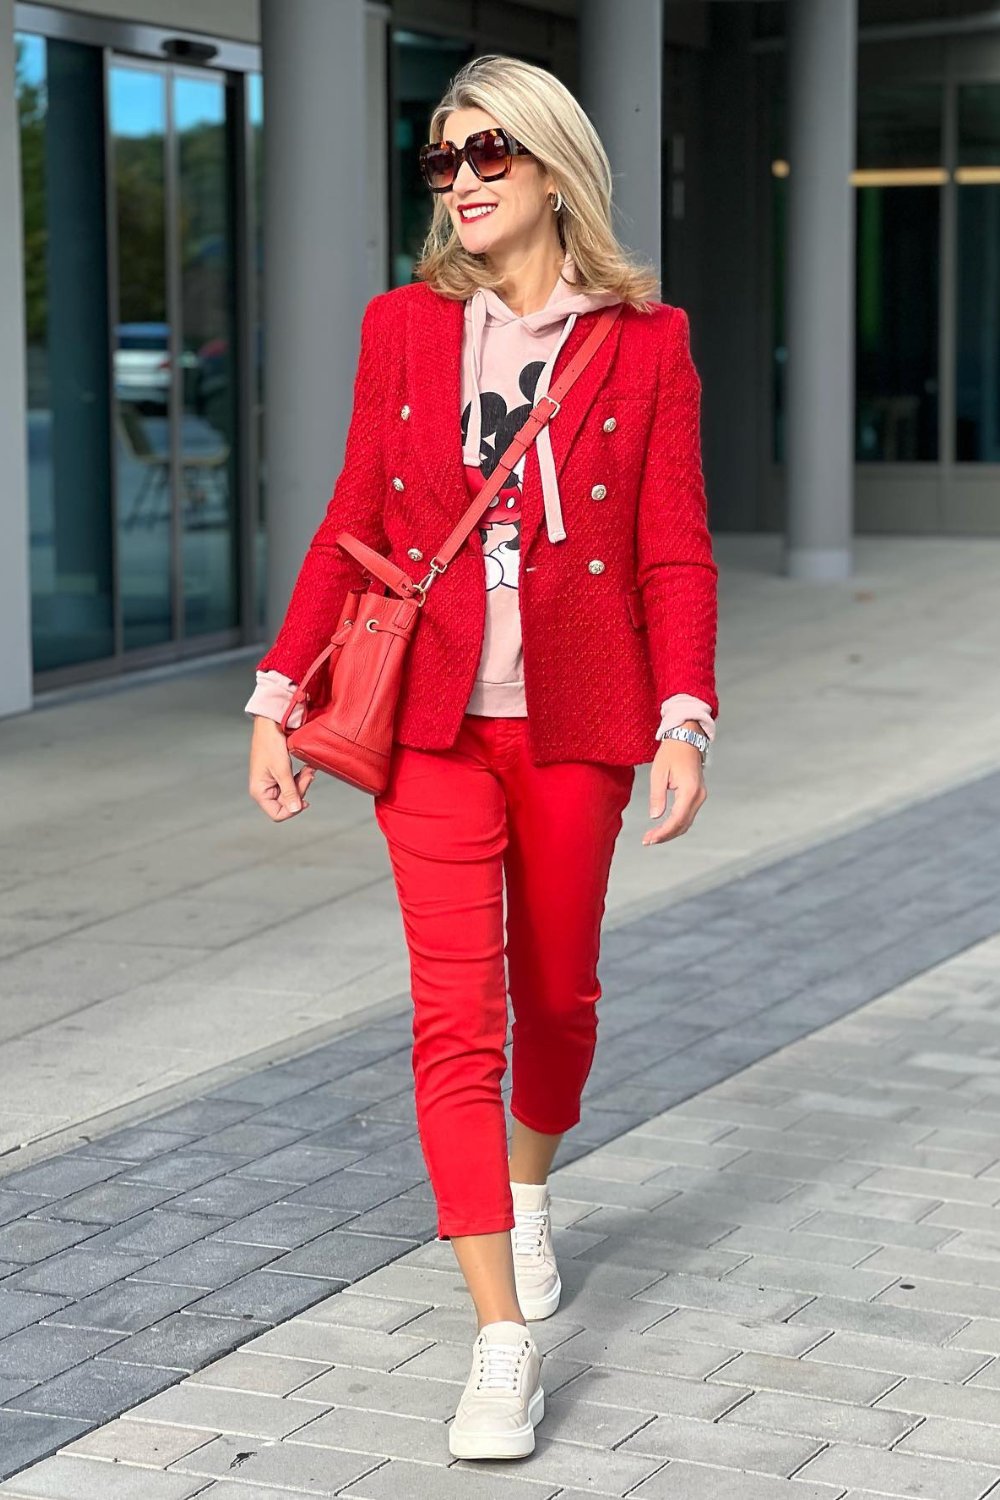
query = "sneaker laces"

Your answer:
(476, 1336), (527, 1391)
(512, 1207), (548, 1258)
